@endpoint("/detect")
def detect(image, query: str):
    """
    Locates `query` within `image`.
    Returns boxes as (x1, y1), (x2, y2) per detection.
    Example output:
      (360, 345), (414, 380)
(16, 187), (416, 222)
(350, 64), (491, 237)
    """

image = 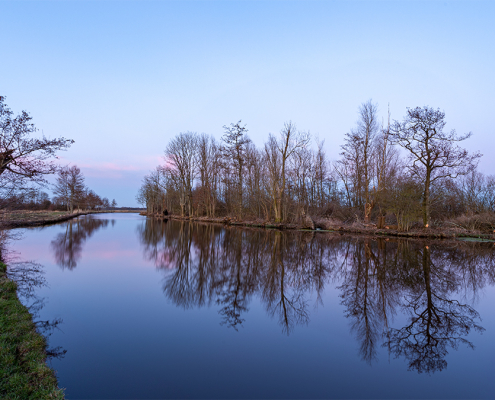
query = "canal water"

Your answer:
(7, 213), (495, 399)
